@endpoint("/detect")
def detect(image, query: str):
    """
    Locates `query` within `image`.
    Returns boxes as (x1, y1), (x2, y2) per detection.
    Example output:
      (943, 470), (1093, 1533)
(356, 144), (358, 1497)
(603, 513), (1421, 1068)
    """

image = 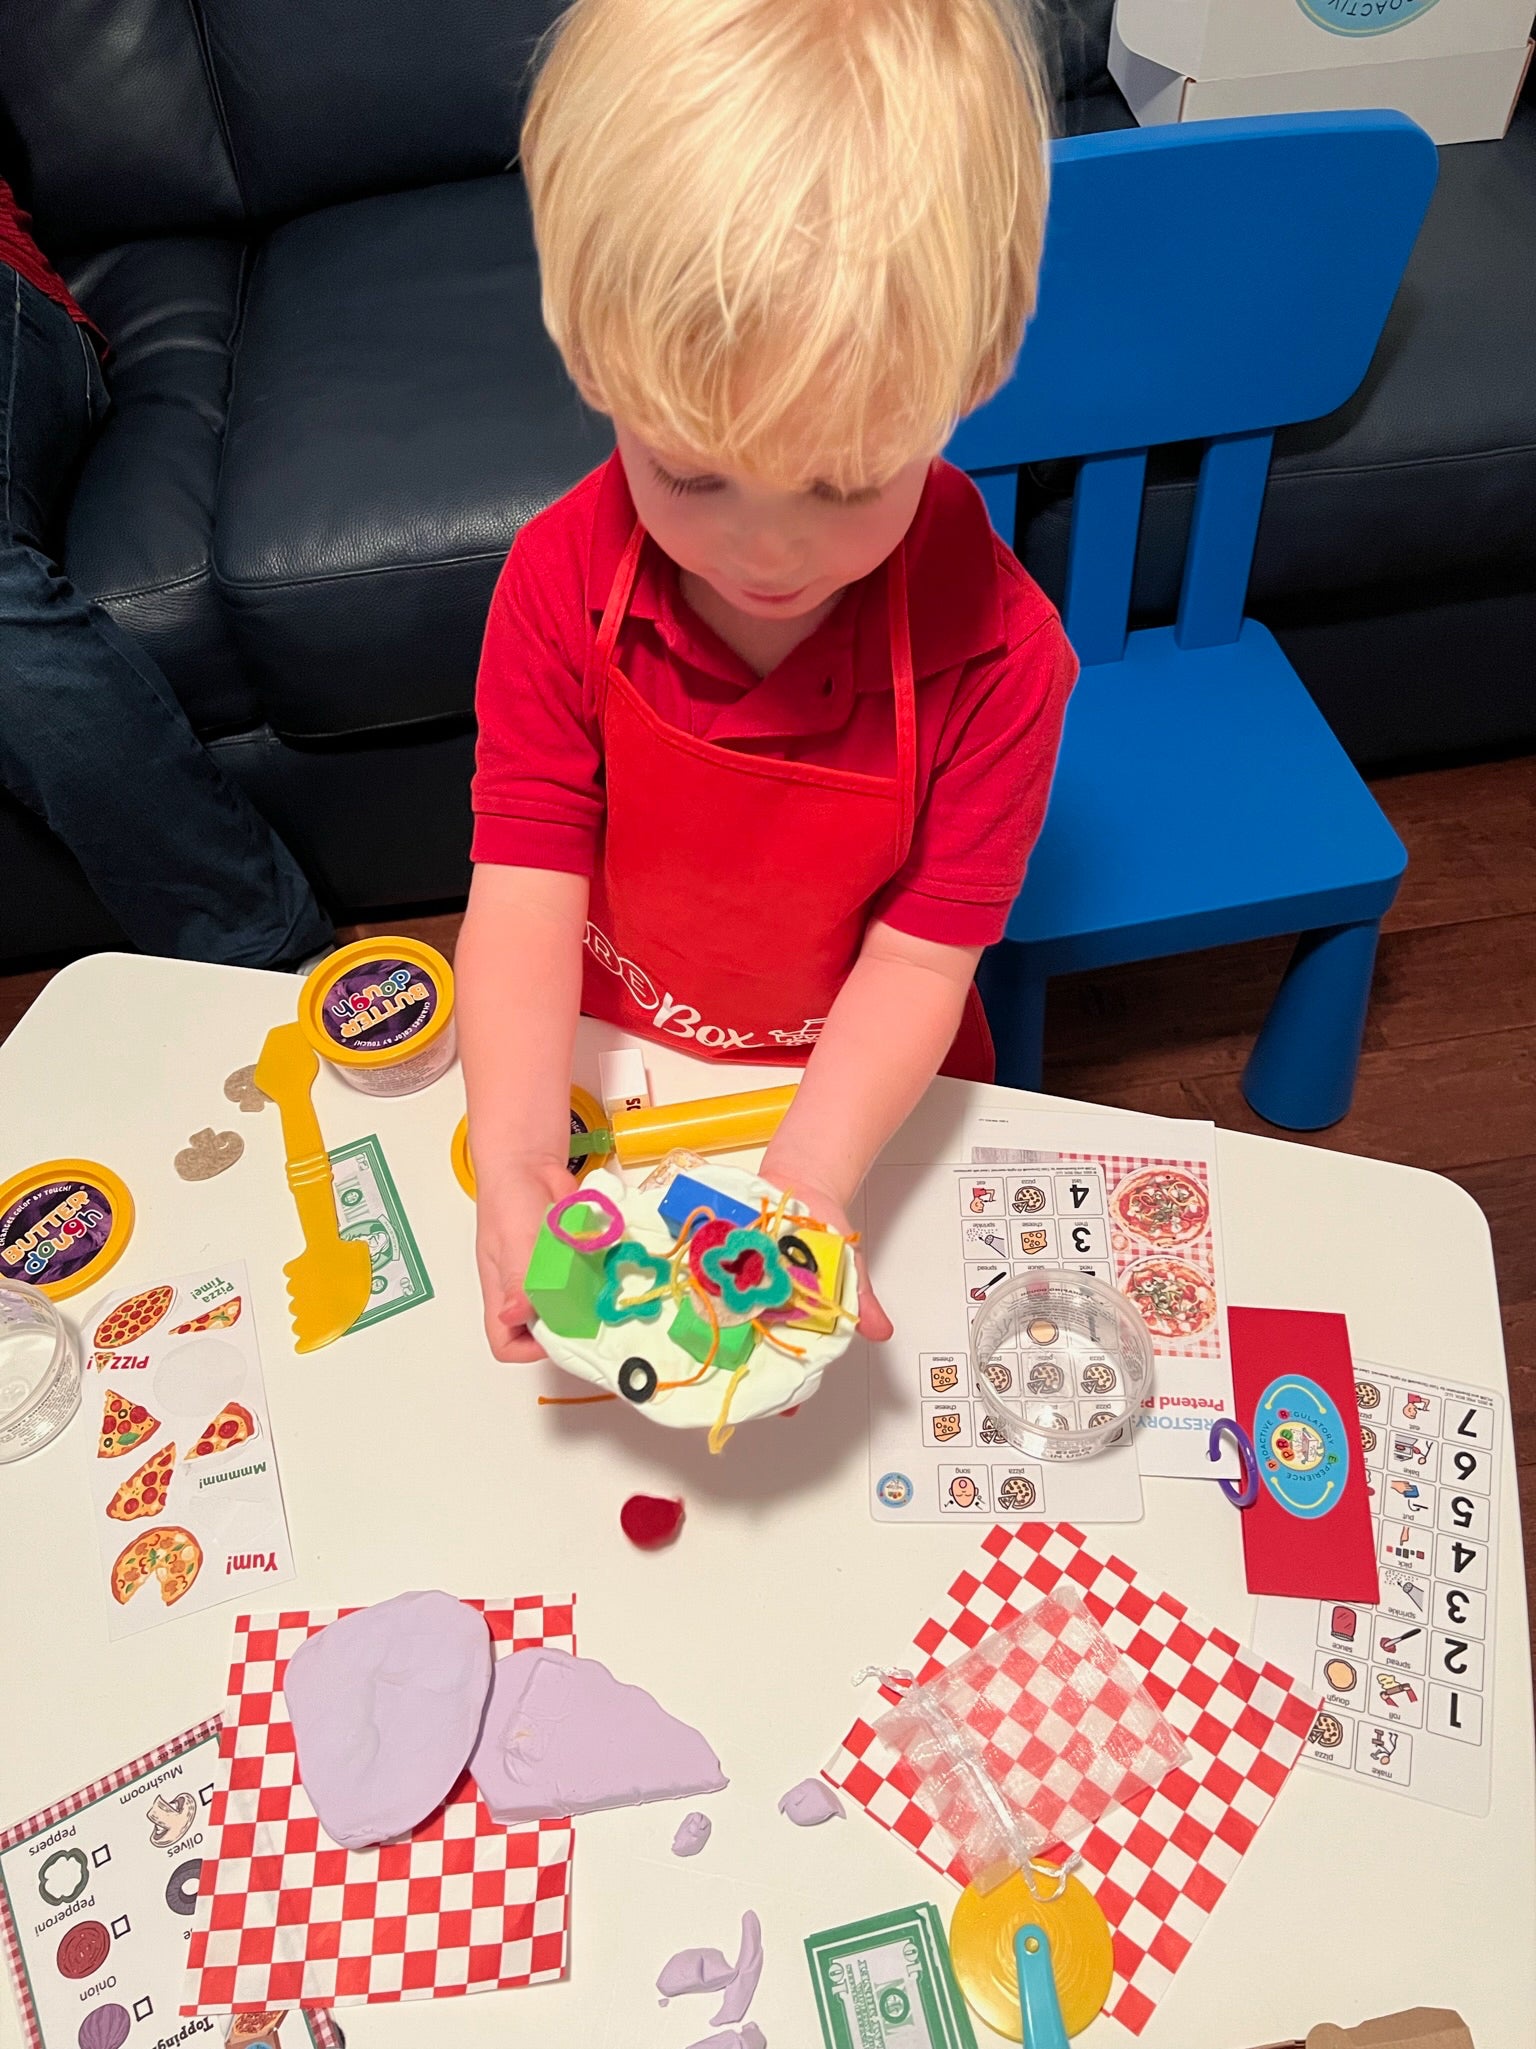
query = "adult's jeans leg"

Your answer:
(0, 272), (334, 966)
